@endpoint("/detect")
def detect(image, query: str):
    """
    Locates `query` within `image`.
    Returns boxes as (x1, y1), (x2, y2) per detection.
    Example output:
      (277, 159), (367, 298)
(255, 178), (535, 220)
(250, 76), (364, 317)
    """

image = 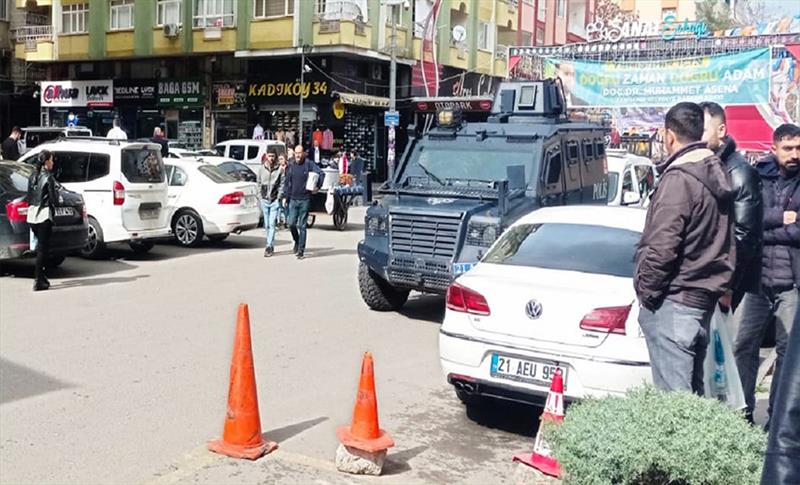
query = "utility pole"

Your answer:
(384, 0), (404, 183)
(298, 44), (311, 147)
